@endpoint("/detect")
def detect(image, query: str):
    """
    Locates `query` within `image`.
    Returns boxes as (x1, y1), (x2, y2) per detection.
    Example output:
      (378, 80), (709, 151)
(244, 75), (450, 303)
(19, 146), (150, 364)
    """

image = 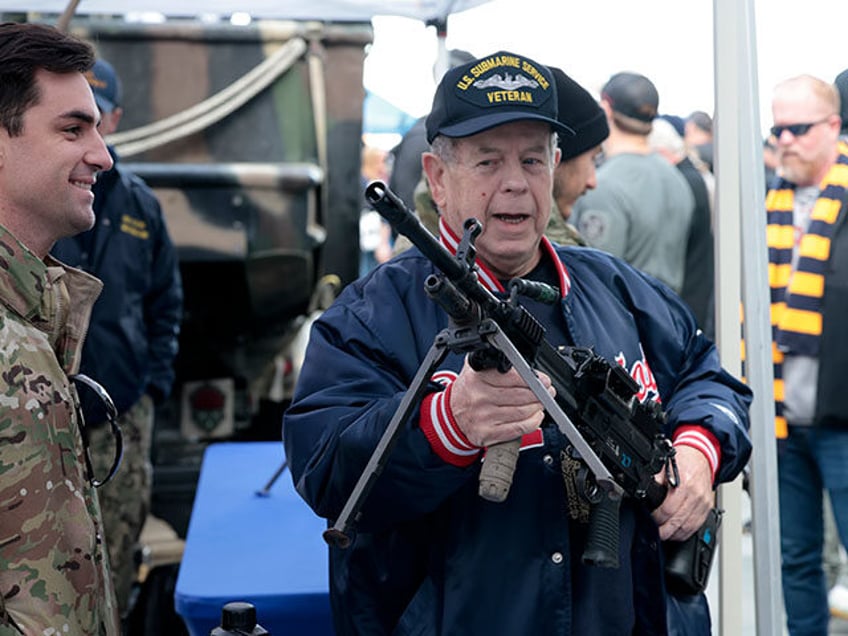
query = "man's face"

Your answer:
(553, 145), (602, 220)
(684, 120), (710, 147)
(0, 69), (112, 256)
(423, 120), (558, 279)
(772, 89), (839, 186)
